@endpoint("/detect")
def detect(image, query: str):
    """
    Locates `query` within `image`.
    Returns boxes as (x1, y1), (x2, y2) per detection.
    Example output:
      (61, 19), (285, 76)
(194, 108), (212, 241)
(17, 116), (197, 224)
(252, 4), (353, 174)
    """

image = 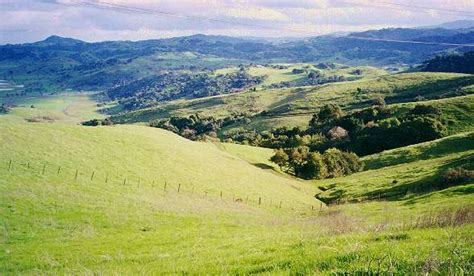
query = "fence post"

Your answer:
(279, 201), (282, 209)
(178, 183), (181, 193)
(164, 181), (167, 191)
(8, 160), (12, 171)
(74, 169), (78, 180)
(105, 174), (108, 183)
(90, 171), (95, 181)
(57, 166), (61, 175)
(123, 178), (127, 185)
(42, 164), (46, 175)
(220, 191), (223, 199)
(27, 162), (30, 169)
(320, 203), (323, 211)
(258, 197), (262, 205)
